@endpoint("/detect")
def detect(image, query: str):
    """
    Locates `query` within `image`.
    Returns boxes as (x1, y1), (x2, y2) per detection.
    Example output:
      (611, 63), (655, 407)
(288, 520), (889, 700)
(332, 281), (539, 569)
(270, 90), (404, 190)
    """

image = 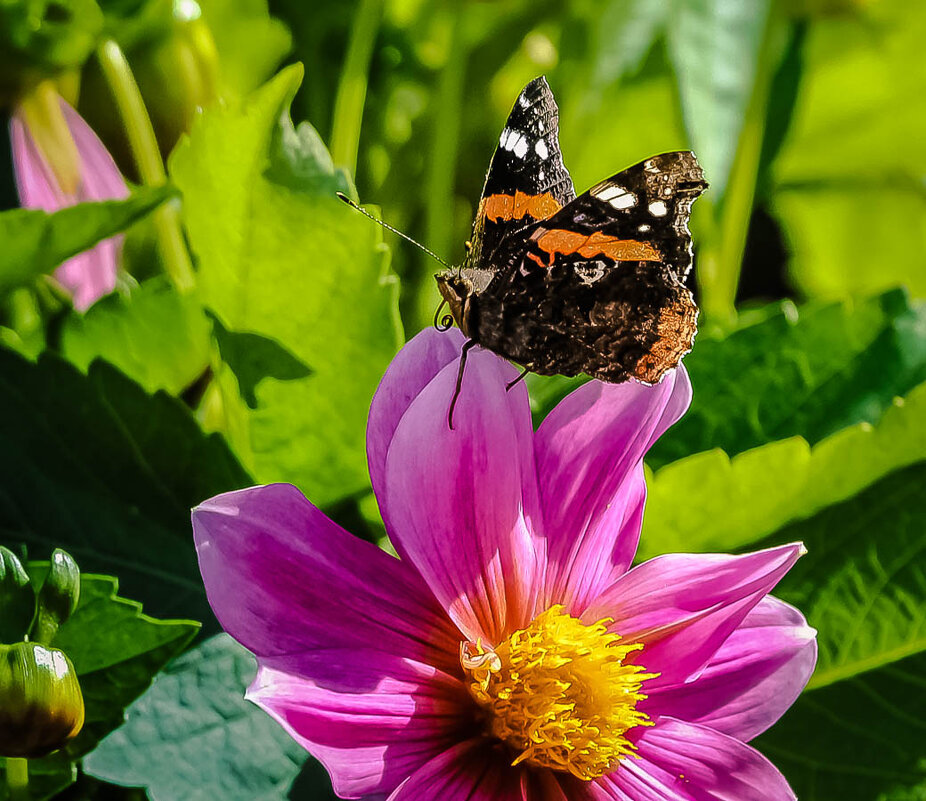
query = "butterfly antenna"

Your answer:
(336, 193), (452, 269)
